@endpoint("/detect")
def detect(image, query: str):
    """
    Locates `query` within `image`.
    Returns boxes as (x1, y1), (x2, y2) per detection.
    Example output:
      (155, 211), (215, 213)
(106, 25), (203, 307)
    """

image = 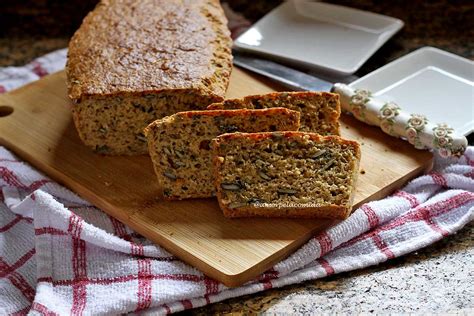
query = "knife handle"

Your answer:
(333, 83), (468, 158)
